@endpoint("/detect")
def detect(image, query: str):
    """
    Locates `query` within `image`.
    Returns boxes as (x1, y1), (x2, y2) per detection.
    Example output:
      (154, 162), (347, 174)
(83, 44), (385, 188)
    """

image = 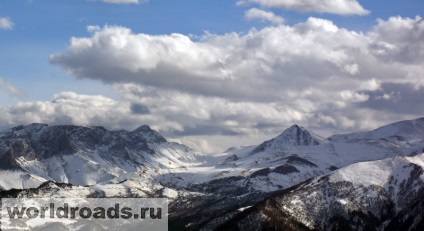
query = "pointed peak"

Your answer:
(278, 124), (309, 137)
(251, 125), (324, 154)
(290, 124), (301, 128)
(133, 125), (167, 143)
(286, 124), (304, 131)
